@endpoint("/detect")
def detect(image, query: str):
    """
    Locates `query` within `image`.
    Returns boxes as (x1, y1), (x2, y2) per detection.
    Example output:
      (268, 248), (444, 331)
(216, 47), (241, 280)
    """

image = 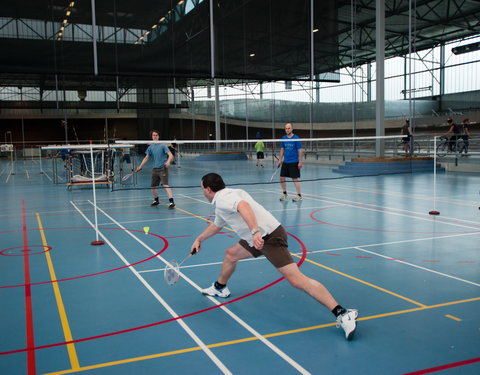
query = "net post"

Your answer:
(429, 134), (440, 215)
(38, 145), (44, 175)
(89, 140), (104, 245)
